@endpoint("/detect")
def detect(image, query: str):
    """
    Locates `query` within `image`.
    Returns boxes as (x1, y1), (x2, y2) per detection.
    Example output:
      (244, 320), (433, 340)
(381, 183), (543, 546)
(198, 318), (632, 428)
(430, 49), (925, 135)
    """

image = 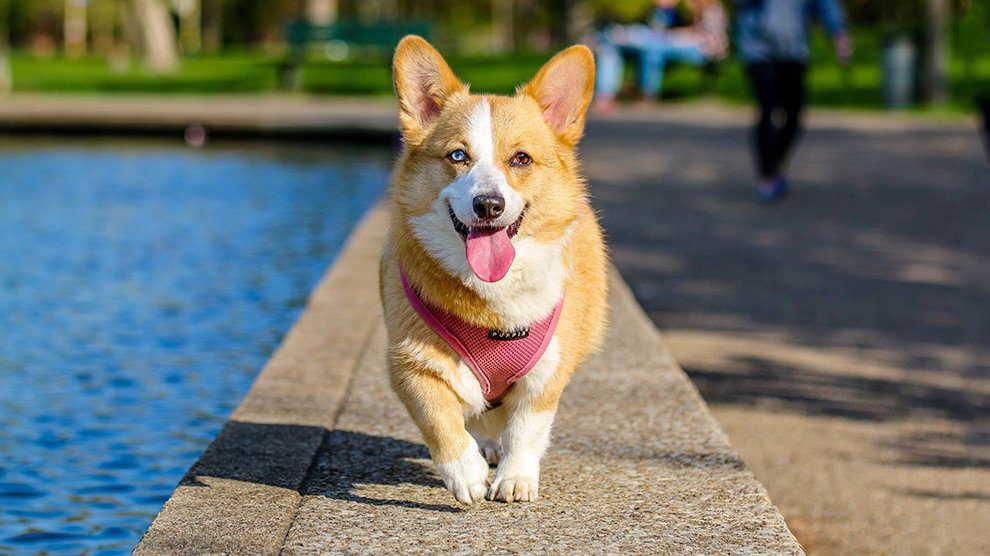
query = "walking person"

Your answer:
(736, 0), (852, 203)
